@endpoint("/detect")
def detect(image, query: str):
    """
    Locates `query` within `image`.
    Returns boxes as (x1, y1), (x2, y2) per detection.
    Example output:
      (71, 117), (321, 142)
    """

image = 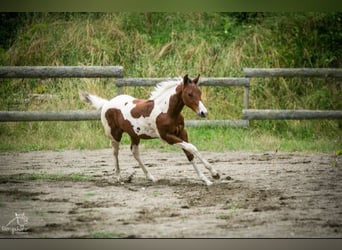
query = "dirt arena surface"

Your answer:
(0, 147), (341, 238)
